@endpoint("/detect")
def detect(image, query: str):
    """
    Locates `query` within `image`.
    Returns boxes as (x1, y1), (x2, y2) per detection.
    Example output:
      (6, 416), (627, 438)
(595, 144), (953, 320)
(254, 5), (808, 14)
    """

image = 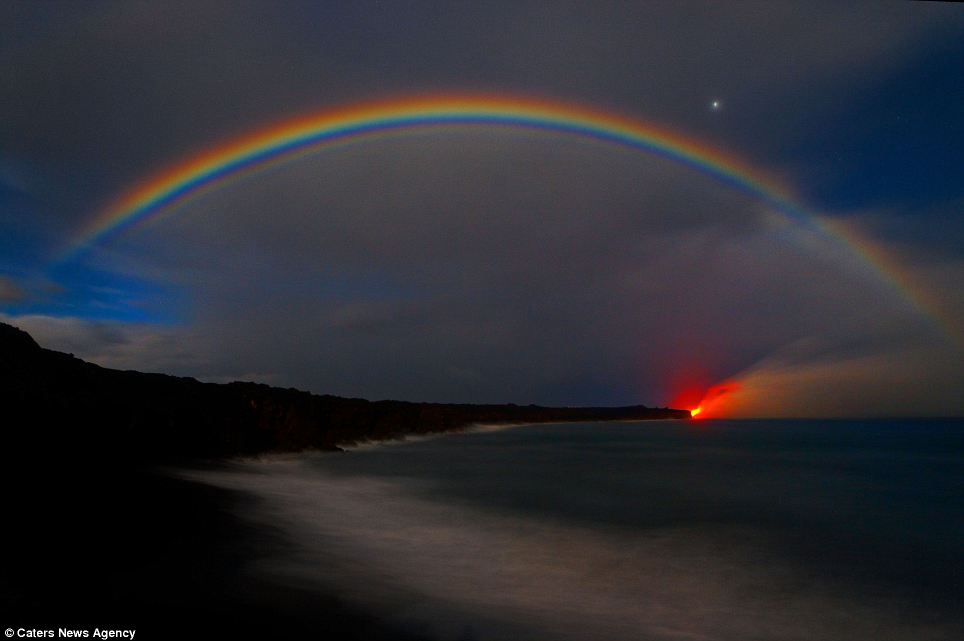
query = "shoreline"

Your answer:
(165, 419), (964, 641)
(7, 420), (963, 640)
(337, 416), (692, 449)
(4, 410), (549, 640)
(3, 459), (433, 641)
